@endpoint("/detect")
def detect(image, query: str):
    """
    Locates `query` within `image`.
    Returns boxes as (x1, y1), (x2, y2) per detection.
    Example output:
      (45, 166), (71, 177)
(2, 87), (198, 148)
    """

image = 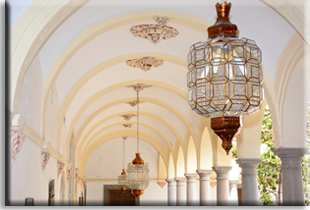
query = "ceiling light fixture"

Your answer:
(118, 137), (128, 193)
(187, 1), (264, 154)
(130, 16), (179, 44)
(126, 57), (164, 72)
(126, 84), (149, 198)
